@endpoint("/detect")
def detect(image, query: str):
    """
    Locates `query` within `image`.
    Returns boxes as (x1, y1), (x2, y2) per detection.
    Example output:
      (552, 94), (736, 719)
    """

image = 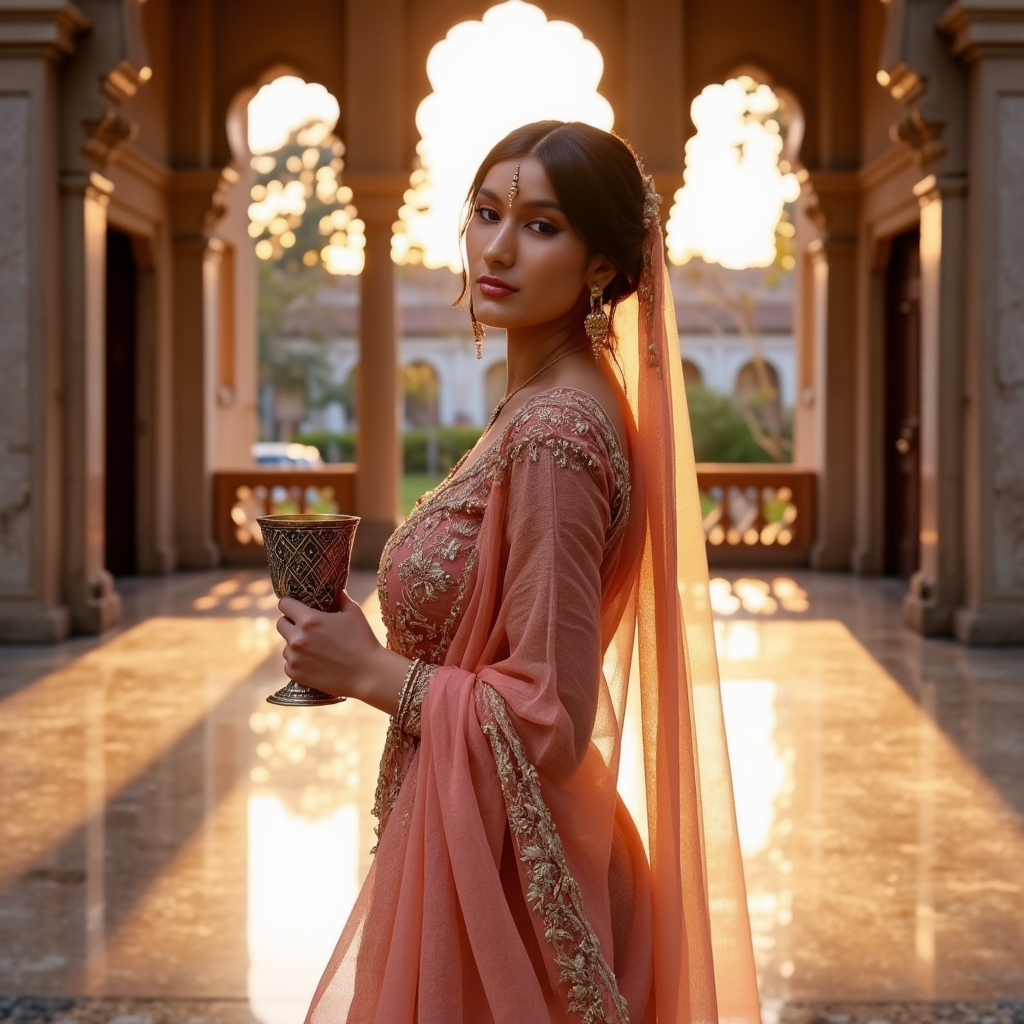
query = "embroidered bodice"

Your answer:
(376, 388), (631, 666)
